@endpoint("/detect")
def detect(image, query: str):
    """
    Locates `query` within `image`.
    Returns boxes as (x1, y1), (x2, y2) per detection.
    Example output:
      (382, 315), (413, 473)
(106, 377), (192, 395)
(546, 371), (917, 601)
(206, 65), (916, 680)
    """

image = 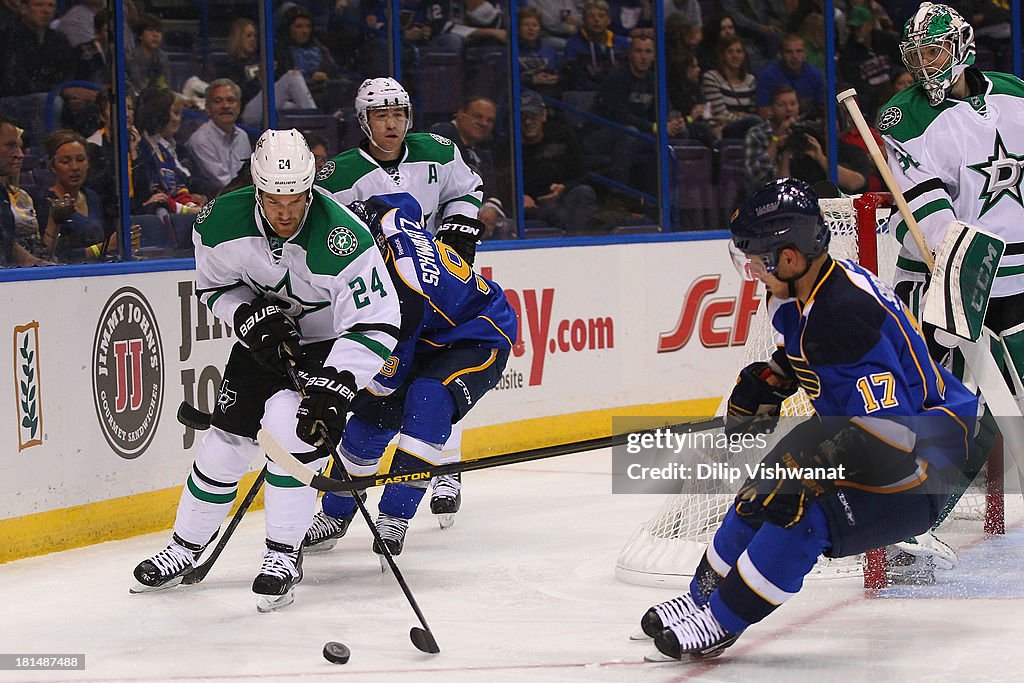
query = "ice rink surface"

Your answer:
(2, 447), (1023, 682)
